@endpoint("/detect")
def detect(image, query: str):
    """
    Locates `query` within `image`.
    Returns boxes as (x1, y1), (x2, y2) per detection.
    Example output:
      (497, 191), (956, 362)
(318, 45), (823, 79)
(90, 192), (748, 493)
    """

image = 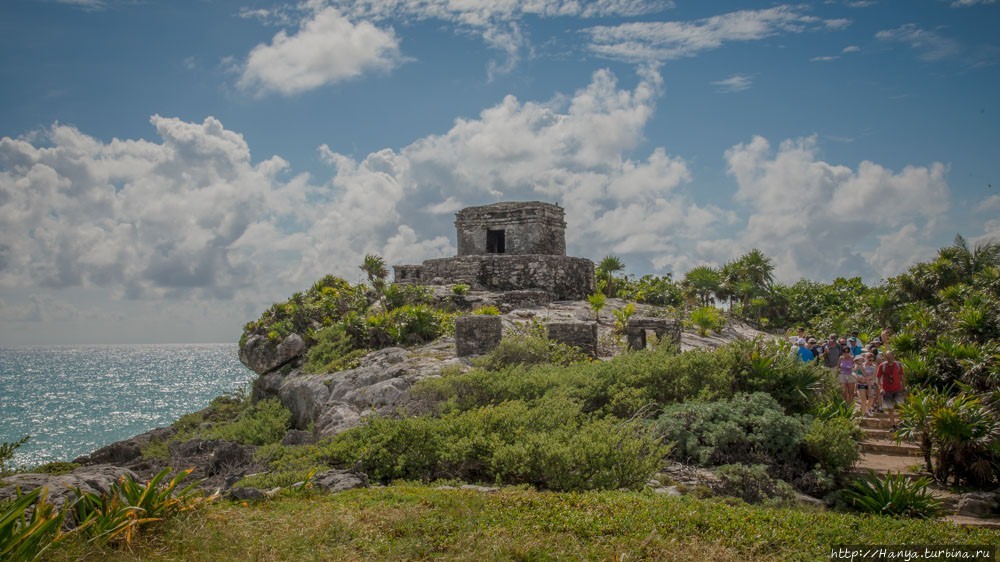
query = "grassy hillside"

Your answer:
(47, 484), (997, 562)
